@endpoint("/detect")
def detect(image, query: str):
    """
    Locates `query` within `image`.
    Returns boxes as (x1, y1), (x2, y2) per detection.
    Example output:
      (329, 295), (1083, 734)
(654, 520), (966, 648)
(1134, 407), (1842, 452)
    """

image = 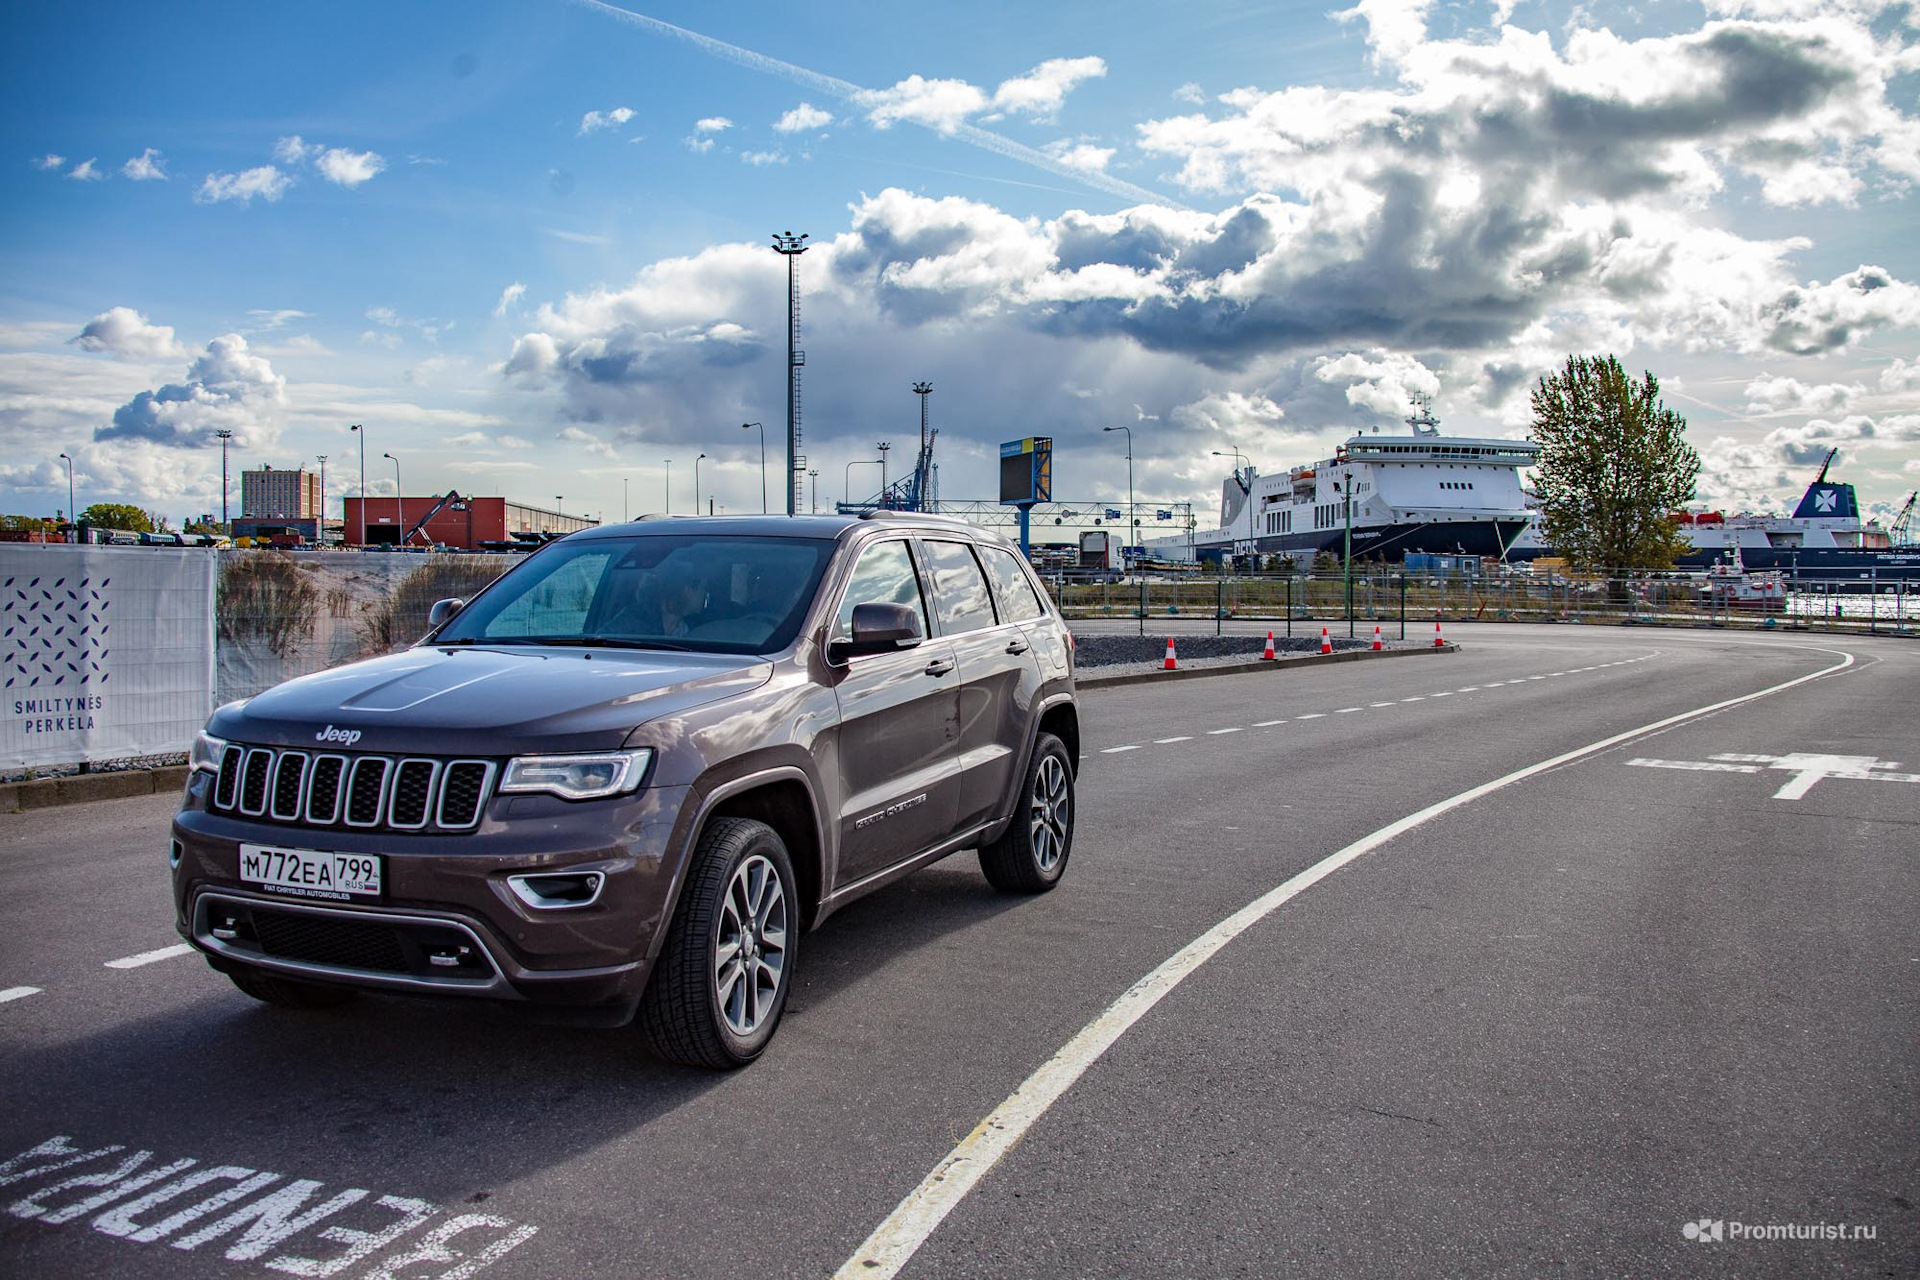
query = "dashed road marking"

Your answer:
(1401, 696), (1424, 702)
(1100, 745), (1141, 754)
(1154, 735), (1193, 743)
(1431, 691), (1453, 698)
(1458, 687), (1480, 692)
(0, 987), (42, 1005)
(1206, 727), (1245, 735)
(1251, 721), (1286, 728)
(1370, 702), (1395, 708)
(1334, 707), (1361, 714)
(104, 945), (194, 971)
(1296, 713), (1326, 720)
